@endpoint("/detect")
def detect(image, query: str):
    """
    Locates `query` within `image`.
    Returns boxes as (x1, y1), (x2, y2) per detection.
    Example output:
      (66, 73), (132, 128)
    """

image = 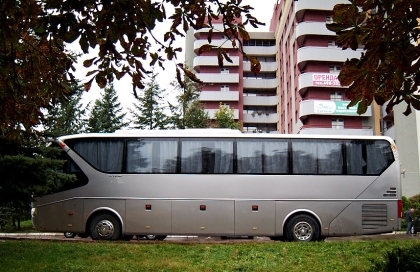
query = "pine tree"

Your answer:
(87, 84), (128, 133)
(131, 73), (169, 130)
(168, 68), (204, 129)
(213, 102), (242, 130)
(0, 136), (76, 230)
(43, 83), (89, 137)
